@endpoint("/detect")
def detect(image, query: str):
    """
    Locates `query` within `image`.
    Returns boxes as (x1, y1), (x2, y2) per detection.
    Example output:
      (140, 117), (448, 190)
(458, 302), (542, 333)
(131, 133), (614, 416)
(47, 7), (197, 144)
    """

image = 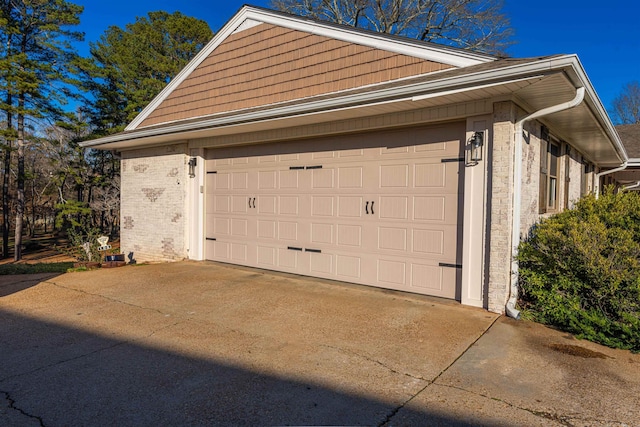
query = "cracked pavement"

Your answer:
(1, 261), (639, 426)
